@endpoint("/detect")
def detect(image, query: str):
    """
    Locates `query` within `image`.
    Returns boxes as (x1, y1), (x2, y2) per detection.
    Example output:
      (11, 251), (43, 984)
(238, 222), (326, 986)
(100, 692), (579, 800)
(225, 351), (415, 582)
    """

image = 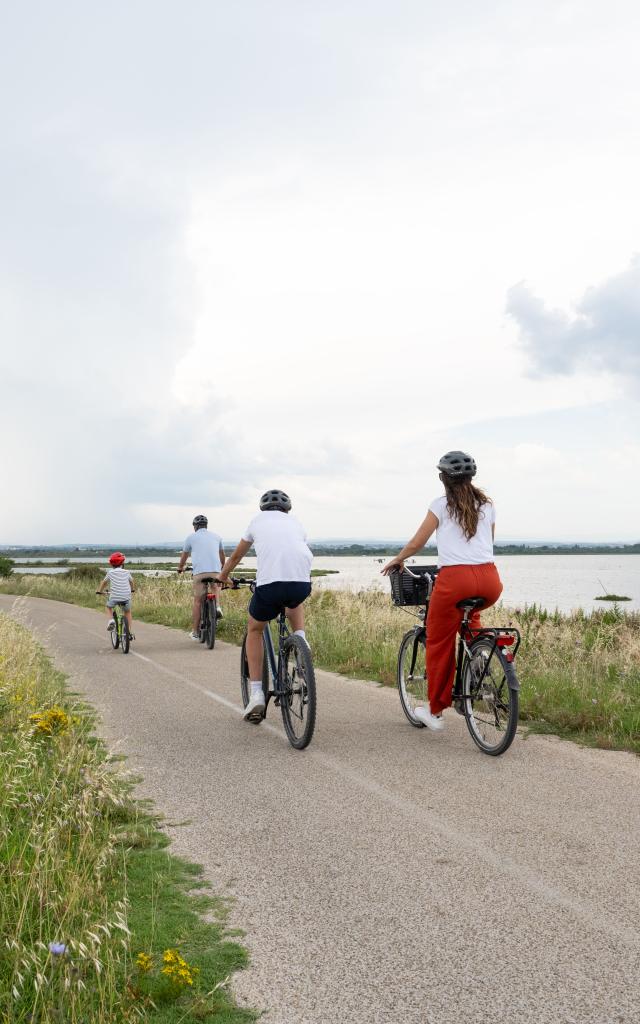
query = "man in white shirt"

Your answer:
(217, 489), (312, 720)
(177, 514), (226, 640)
